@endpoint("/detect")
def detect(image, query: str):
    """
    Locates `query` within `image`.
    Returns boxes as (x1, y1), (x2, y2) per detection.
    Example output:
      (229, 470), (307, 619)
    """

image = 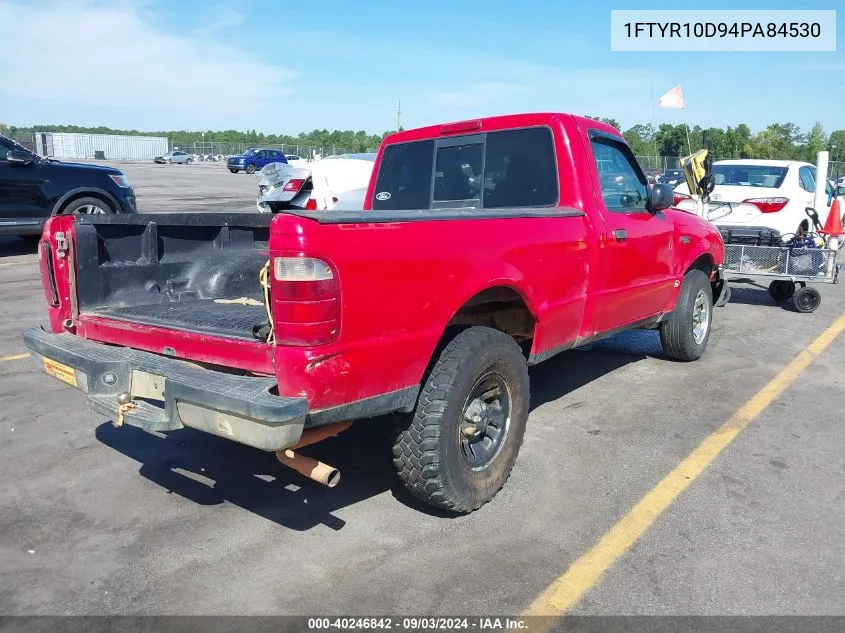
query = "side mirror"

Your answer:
(648, 183), (675, 211)
(6, 150), (35, 166)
